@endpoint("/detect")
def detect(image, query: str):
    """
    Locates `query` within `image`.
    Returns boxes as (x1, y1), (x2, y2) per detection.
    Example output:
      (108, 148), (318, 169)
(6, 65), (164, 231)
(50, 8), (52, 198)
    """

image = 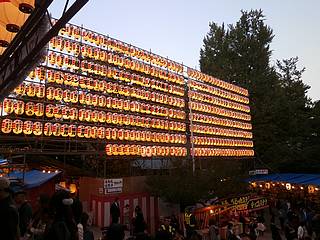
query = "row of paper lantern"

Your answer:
(54, 29), (183, 73)
(189, 101), (251, 122)
(30, 67), (185, 97)
(192, 136), (253, 147)
(187, 68), (248, 97)
(191, 124), (253, 139)
(16, 79), (185, 108)
(192, 113), (252, 130)
(0, 0), (34, 49)
(189, 90), (250, 113)
(105, 144), (187, 157)
(193, 148), (254, 157)
(1, 119), (186, 144)
(13, 85), (186, 119)
(47, 50), (184, 85)
(2, 99), (186, 130)
(189, 80), (249, 105)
